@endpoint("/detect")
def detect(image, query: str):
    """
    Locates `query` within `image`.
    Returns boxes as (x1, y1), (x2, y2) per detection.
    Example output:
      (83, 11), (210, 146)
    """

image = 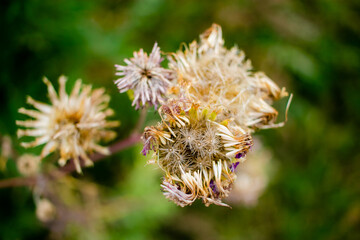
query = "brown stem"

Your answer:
(0, 133), (142, 189)
(0, 175), (37, 188)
